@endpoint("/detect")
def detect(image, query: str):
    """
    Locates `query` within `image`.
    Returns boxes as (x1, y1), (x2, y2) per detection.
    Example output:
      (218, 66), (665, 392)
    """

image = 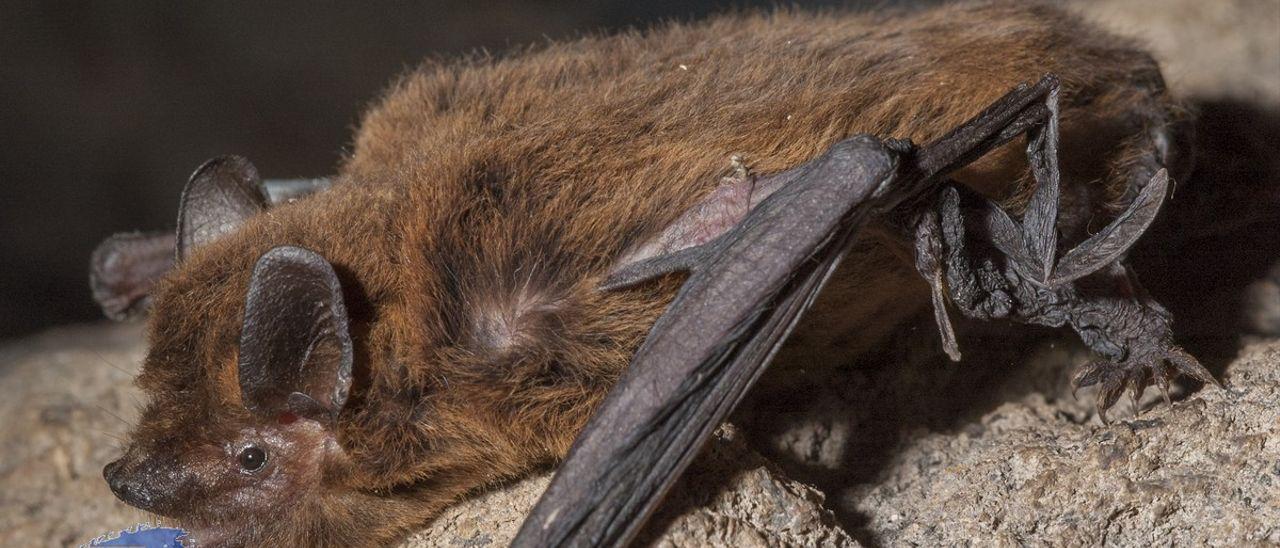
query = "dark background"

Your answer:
(3, 0), (903, 340)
